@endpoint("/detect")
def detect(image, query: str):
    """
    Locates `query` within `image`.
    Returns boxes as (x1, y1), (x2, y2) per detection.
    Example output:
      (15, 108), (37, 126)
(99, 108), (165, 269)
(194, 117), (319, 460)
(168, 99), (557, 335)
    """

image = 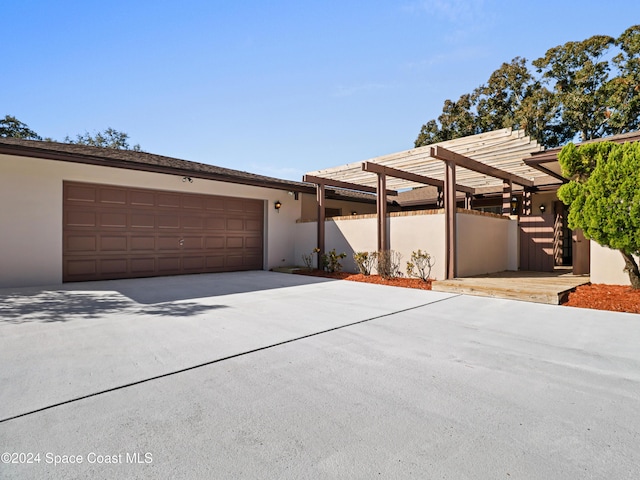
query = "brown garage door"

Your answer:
(63, 182), (264, 282)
